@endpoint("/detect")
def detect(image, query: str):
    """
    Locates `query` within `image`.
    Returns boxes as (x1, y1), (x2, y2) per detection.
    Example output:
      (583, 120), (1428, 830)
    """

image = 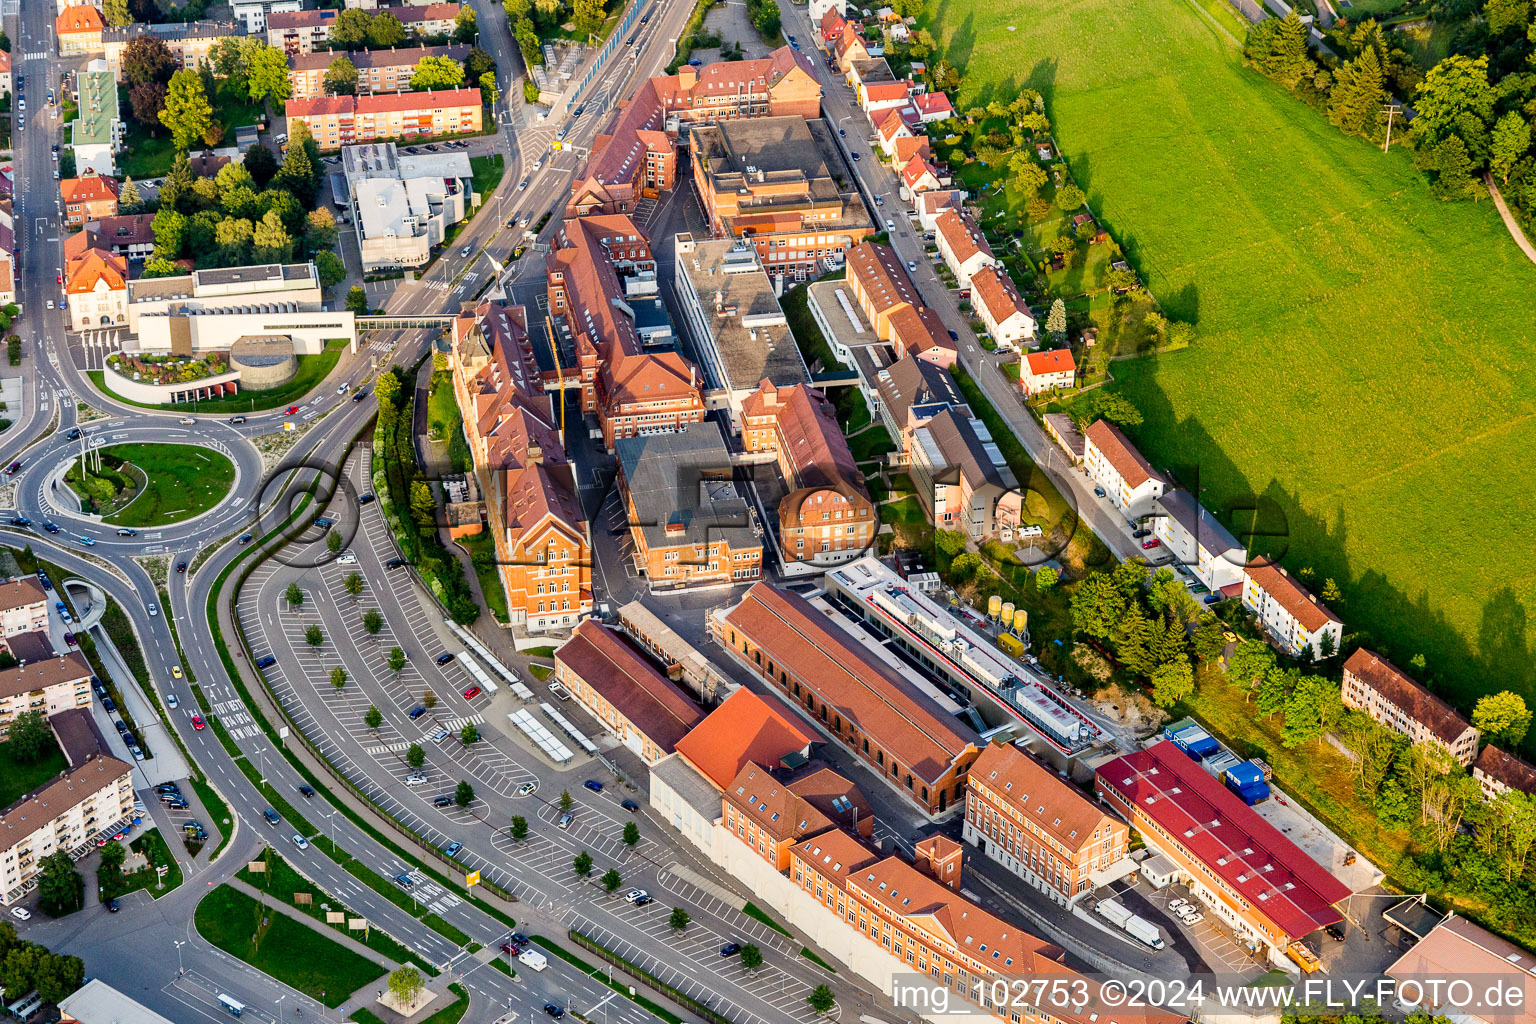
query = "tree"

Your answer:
(423, 689), (437, 709)
(152, 207), (186, 260)
(243, 40), (291, 103)
(142, 256), (182, 278)
(572, 0), (605, 36)
(1320, 577), (1343, 606)
(346, 286), (369, 314)
(808, 985), (835, 1015)
(306, 206), (340, 251)
(1070, 573), (1128, 640)
(275, 124), (320, 205)
(365, 705), (383, 730)
(409, 480), (437, 530)
(480, 71), (500, 109)
(1035, 566), (1059, 590)
(1281, 675), (1343, 749)
(252, 208), (294, 263)
(510, 815), (528, 840)
(1410, 55), (1495, 156)
(127, 80), (170, 131)
(331, 9), (374, 47)
(1473, 691), (1532, 747)
(466, 46), (495, 82)
(1225, 639), (1276, 692)
(103, 0), (131, 25)
(244, 142), (280, 188)
(323, 56), (359, 97)
(504, 0), (531, 18)
(601, 868), (622, 892)
(388, 647), (407, 675)
(368, 11), (407, 47)
(327, 531), (344, 556)
(455, 779), (475, 807)
(1007, 152), (1048, 199)
(454, 5), (478, 42)
(747, 0), (780, 36)
(7, 711), (52, 763)
(669, 906), (690, 931)
(515, 18), (542, 68)
(1490, 111), (1531, 184)
(740, 944), (763, 974)
(35, 953), (83, 1007)
(339, 573), (363, 601)
(1257, 665), (1298, 718)
(123, 34), (174, 85)
(1045, 299), (1067, 344)
(1422, 135), (1483, 200)
(411, 55), (466, 90)
(285, 581), (305, 608)
(934, 528), (967, 560)
(1327, 46), (1386, 139)
(460, 723), (479, 745)
(1244, 11), (1312, 89)
(302, 627), (323, 655)
(1054, 183), (1085, 211)
(559, 789), (574, 811)
(406, 743), (425, 769)
(388, 966), (425, 1009)
(37, 851), (83, 916)
(573, 851), (593, 877)
(1079, 389), (1143, 427)
(363, 609), (384, 635)
(0, 944), (40, 1001)
(1150, 656), (1195, 707)
(160, 69), (216, 152)
(1192, 617), (1227, 662)
(623, 821), (639, 846)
